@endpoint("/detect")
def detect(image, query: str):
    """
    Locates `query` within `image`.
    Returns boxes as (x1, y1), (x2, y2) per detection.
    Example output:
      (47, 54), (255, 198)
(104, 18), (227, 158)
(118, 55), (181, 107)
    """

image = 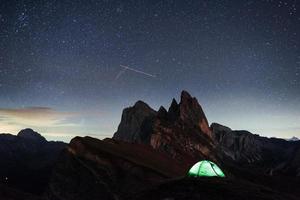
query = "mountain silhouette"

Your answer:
(0, 91), (299, 200)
